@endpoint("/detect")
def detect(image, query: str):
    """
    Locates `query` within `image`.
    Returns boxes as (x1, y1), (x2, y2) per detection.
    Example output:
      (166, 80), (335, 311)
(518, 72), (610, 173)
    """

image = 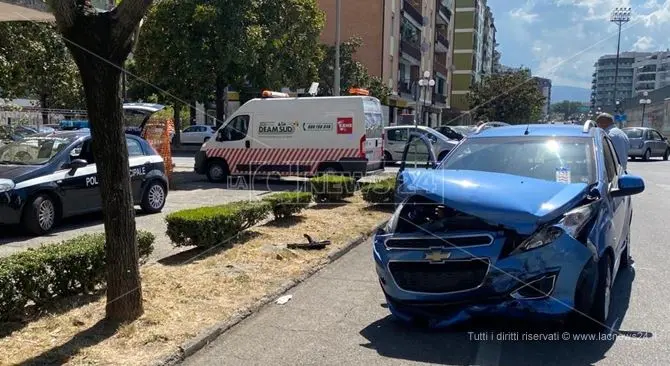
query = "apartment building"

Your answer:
(590, 52), (650, 110)
(632, 50), (670, 94)
(318, 0), (456, 127)
(450, 0), (495, 112)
